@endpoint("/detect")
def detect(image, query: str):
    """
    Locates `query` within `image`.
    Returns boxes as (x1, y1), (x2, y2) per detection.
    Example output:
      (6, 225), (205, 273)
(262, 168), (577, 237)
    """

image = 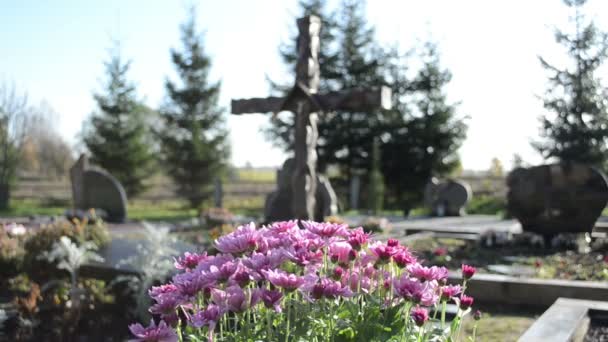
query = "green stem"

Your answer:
(441, 300), (447, 329)
(266, 309), (272, 341)
(285, 294), (291, 342)
(472, 322), (478, 342)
